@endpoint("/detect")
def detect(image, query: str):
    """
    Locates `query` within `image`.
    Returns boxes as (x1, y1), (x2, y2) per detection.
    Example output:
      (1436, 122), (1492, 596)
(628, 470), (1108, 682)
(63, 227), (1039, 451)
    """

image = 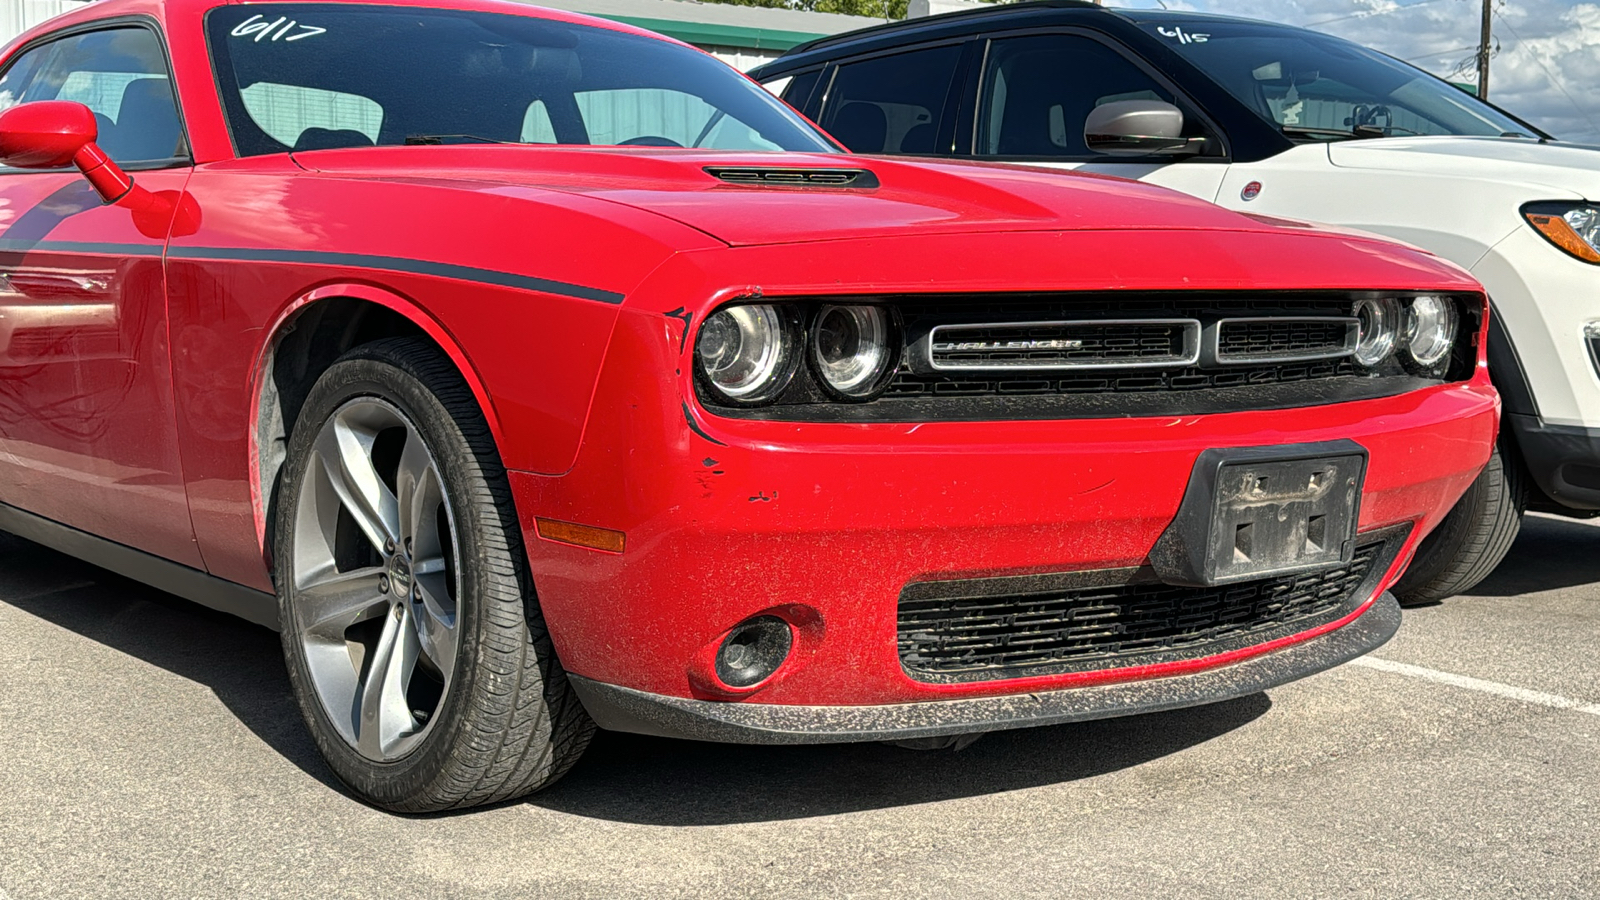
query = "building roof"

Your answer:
(516, 0), (883, 51)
